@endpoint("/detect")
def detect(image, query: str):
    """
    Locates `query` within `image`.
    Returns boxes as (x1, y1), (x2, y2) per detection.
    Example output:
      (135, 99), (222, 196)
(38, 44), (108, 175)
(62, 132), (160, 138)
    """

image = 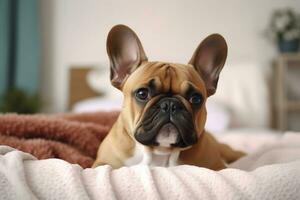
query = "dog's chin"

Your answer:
(134, 121), (198, 148)
(154, 123), (198, 151)
(156, 123), (178, 147)
(152, 123), (177, 155)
